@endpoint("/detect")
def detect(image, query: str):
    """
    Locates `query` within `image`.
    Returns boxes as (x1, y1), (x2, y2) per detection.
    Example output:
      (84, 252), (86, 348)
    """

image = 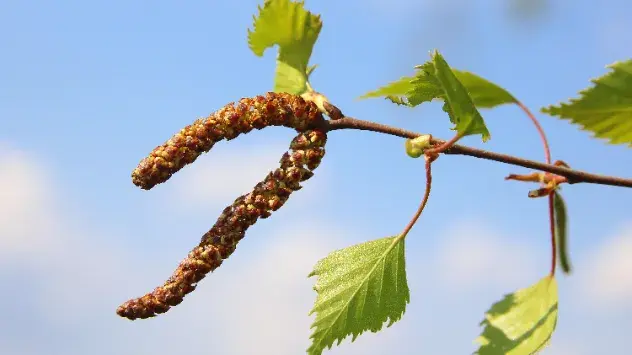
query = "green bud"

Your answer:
(405, 135), (432, 158)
